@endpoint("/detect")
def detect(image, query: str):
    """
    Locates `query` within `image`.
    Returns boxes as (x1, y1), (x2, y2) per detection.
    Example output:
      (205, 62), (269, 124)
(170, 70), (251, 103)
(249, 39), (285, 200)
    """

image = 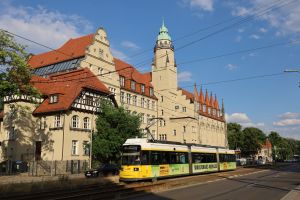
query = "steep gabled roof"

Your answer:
(180, 88), (194, 102)
(31, 68), (110, 114)
(28, 34), (94, 69)
(199, 86), (204, 104)
(114, 58), (156, 99)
